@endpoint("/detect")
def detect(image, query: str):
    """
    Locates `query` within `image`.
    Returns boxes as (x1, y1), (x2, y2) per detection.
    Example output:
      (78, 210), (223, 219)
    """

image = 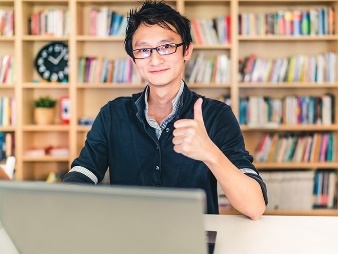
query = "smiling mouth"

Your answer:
(149, 68), (169, 73)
